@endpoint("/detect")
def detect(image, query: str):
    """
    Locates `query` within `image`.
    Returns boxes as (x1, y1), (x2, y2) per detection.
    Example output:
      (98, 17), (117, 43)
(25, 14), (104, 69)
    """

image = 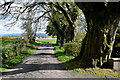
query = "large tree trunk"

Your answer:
(33, 26), (37, 42)
(77, 22), (118, 67)
(66, 26), (75, 43)
(70, 26), (75, 42)
(60, 34), (64, 46)
(56, 34), (60, 45)
(75, 2), (120, 67)
(77, 16), (119, 67)
(54, 3), (76, 43)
